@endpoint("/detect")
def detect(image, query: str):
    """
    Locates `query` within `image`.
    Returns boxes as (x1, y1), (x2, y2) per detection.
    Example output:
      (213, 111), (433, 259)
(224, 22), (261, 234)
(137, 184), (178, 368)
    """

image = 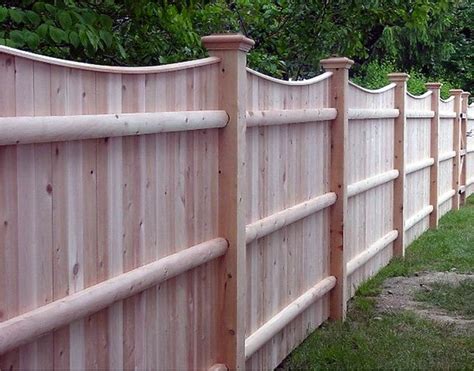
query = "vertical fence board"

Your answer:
(0, 52), (19, 371)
